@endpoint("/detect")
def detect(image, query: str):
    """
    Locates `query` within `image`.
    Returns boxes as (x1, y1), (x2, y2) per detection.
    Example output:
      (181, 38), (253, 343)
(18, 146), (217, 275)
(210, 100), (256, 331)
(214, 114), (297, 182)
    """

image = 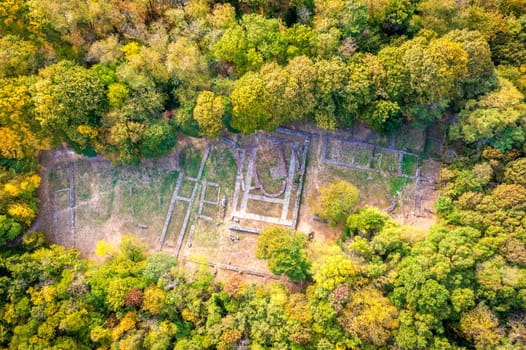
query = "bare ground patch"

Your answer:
(35, 123), (442, 281)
